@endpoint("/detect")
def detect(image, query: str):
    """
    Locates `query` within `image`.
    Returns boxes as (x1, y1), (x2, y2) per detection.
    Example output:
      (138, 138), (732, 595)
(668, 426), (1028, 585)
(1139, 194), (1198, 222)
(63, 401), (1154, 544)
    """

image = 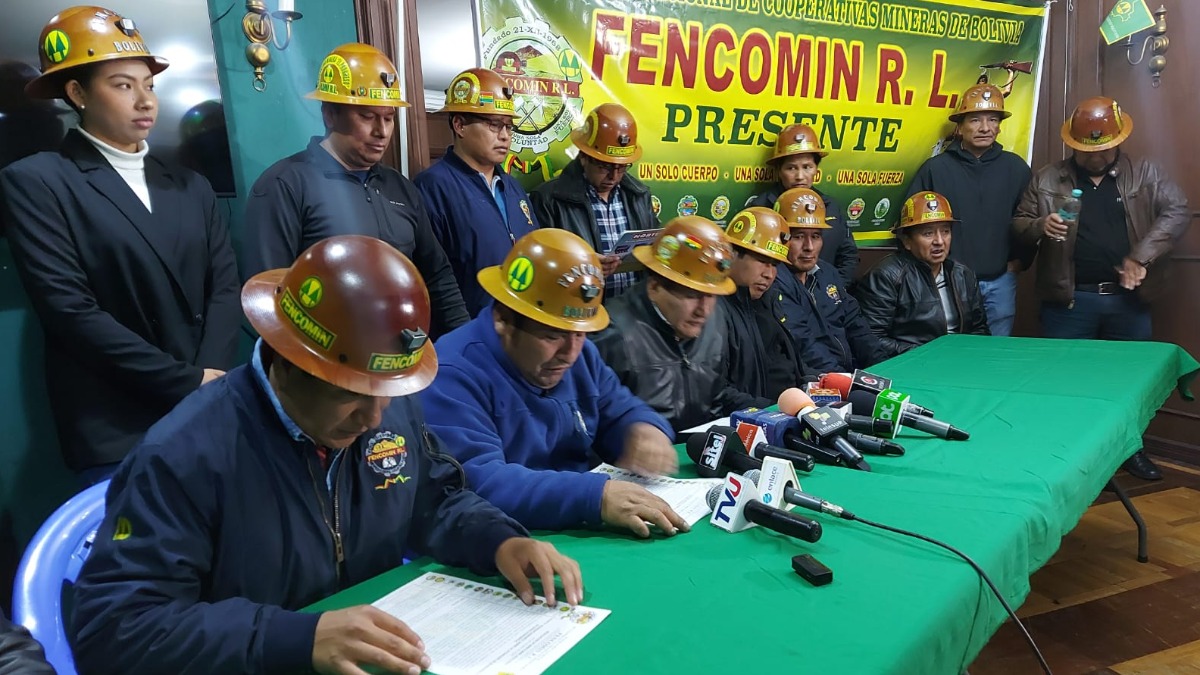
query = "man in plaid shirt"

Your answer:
(532, 103), (659, 299)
